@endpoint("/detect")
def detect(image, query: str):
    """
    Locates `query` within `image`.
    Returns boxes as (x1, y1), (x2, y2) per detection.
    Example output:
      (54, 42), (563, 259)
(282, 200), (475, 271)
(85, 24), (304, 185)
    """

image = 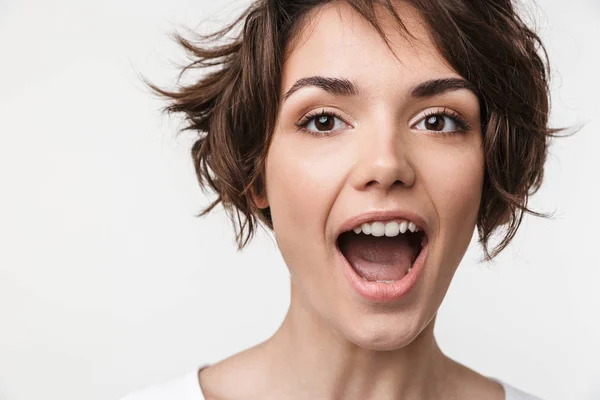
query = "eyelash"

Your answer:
(420, 107), (472, 135)
(295, 109), (348, 137)
(294, 107), (472, 137)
